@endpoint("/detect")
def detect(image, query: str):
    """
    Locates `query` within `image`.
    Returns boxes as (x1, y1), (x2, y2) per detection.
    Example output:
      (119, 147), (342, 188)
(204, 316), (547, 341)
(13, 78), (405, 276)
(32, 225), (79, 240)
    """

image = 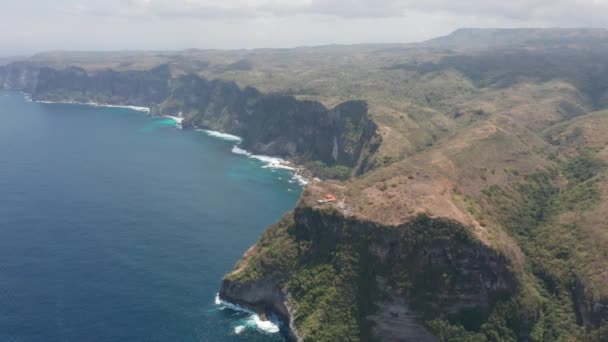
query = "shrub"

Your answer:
(308, 161), (352, 180)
